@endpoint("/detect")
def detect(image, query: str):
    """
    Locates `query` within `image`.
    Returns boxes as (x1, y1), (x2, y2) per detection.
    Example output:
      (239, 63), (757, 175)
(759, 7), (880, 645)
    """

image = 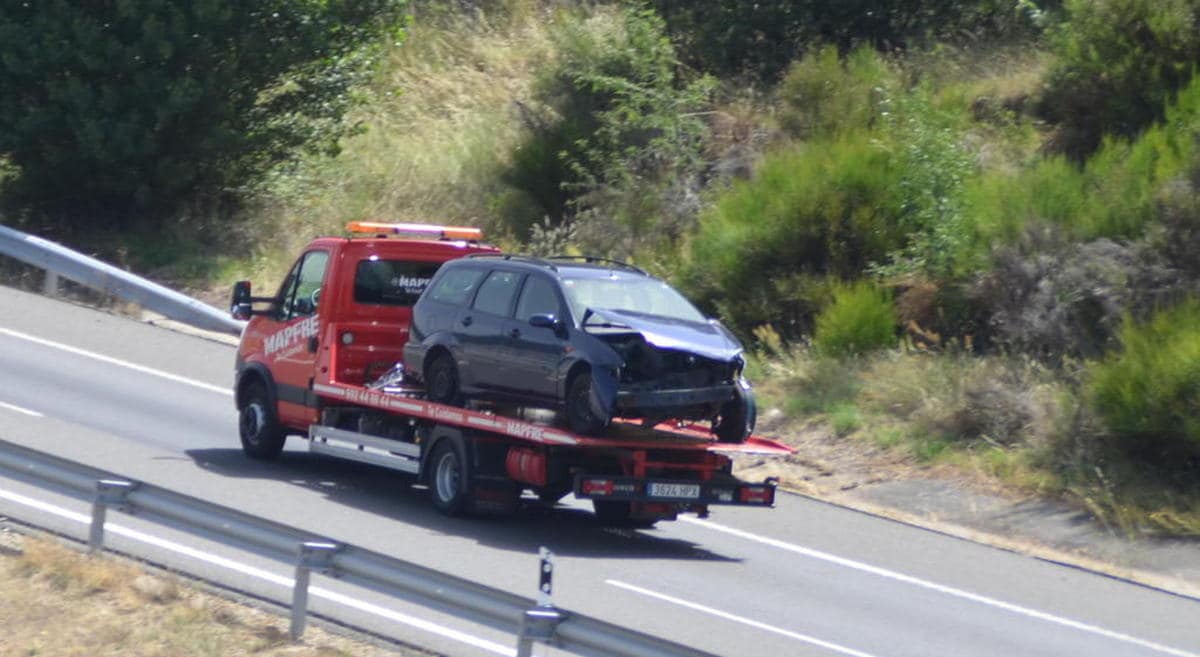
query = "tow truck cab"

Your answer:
(231, 223), (499, 431)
